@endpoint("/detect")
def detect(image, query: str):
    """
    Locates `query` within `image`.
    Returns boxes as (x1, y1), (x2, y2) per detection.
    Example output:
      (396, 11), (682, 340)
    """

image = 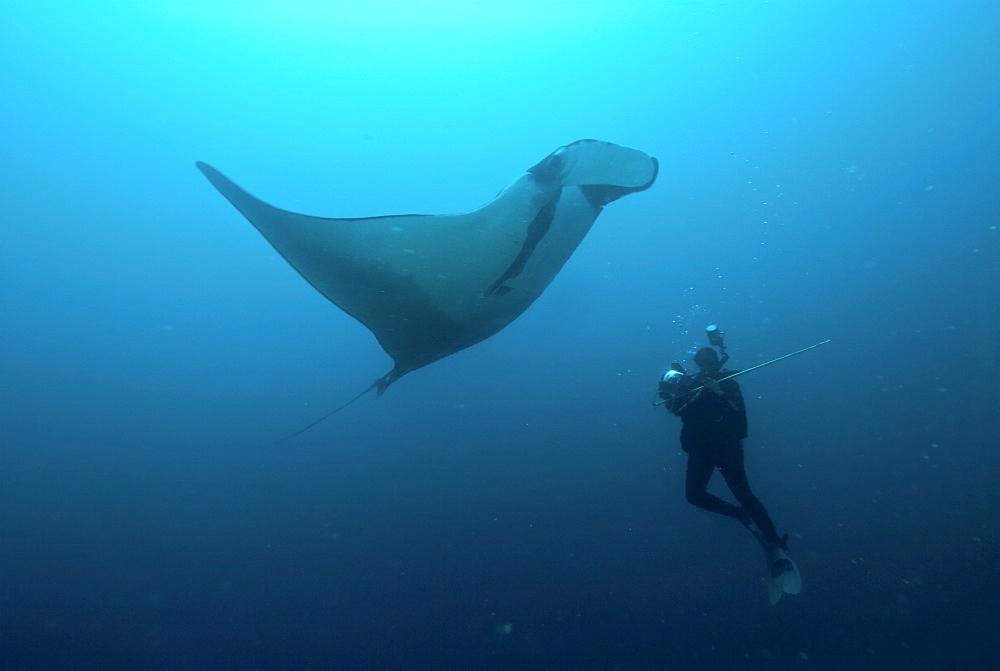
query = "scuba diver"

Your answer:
(657, 327), (787, 555)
